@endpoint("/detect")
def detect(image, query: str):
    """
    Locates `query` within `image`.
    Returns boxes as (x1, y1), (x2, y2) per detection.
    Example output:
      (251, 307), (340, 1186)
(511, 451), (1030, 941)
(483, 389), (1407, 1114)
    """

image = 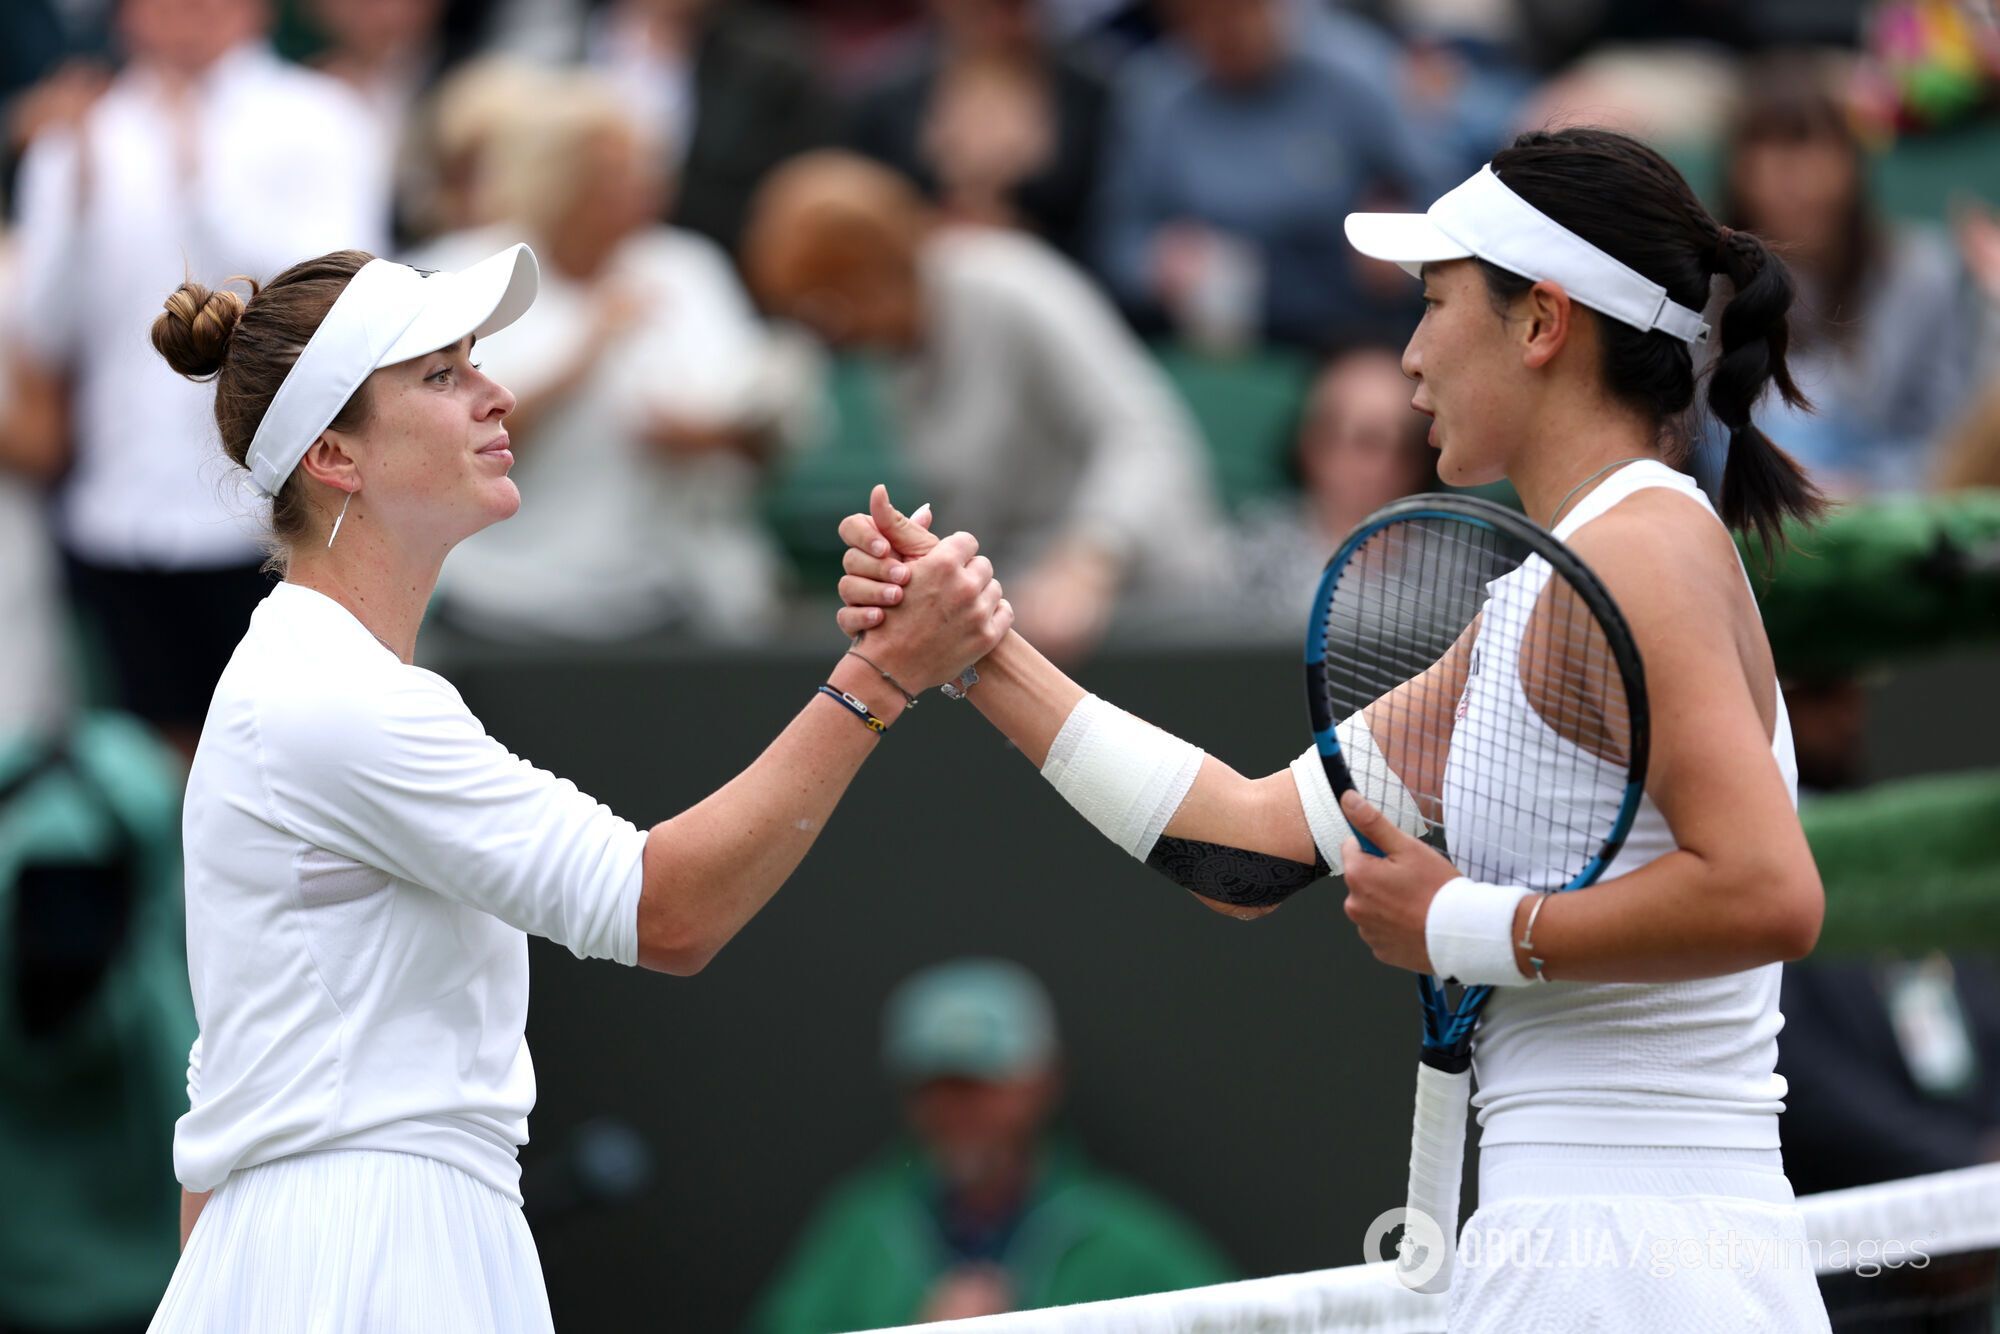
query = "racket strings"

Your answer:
(1321, 518), (1635, 892)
